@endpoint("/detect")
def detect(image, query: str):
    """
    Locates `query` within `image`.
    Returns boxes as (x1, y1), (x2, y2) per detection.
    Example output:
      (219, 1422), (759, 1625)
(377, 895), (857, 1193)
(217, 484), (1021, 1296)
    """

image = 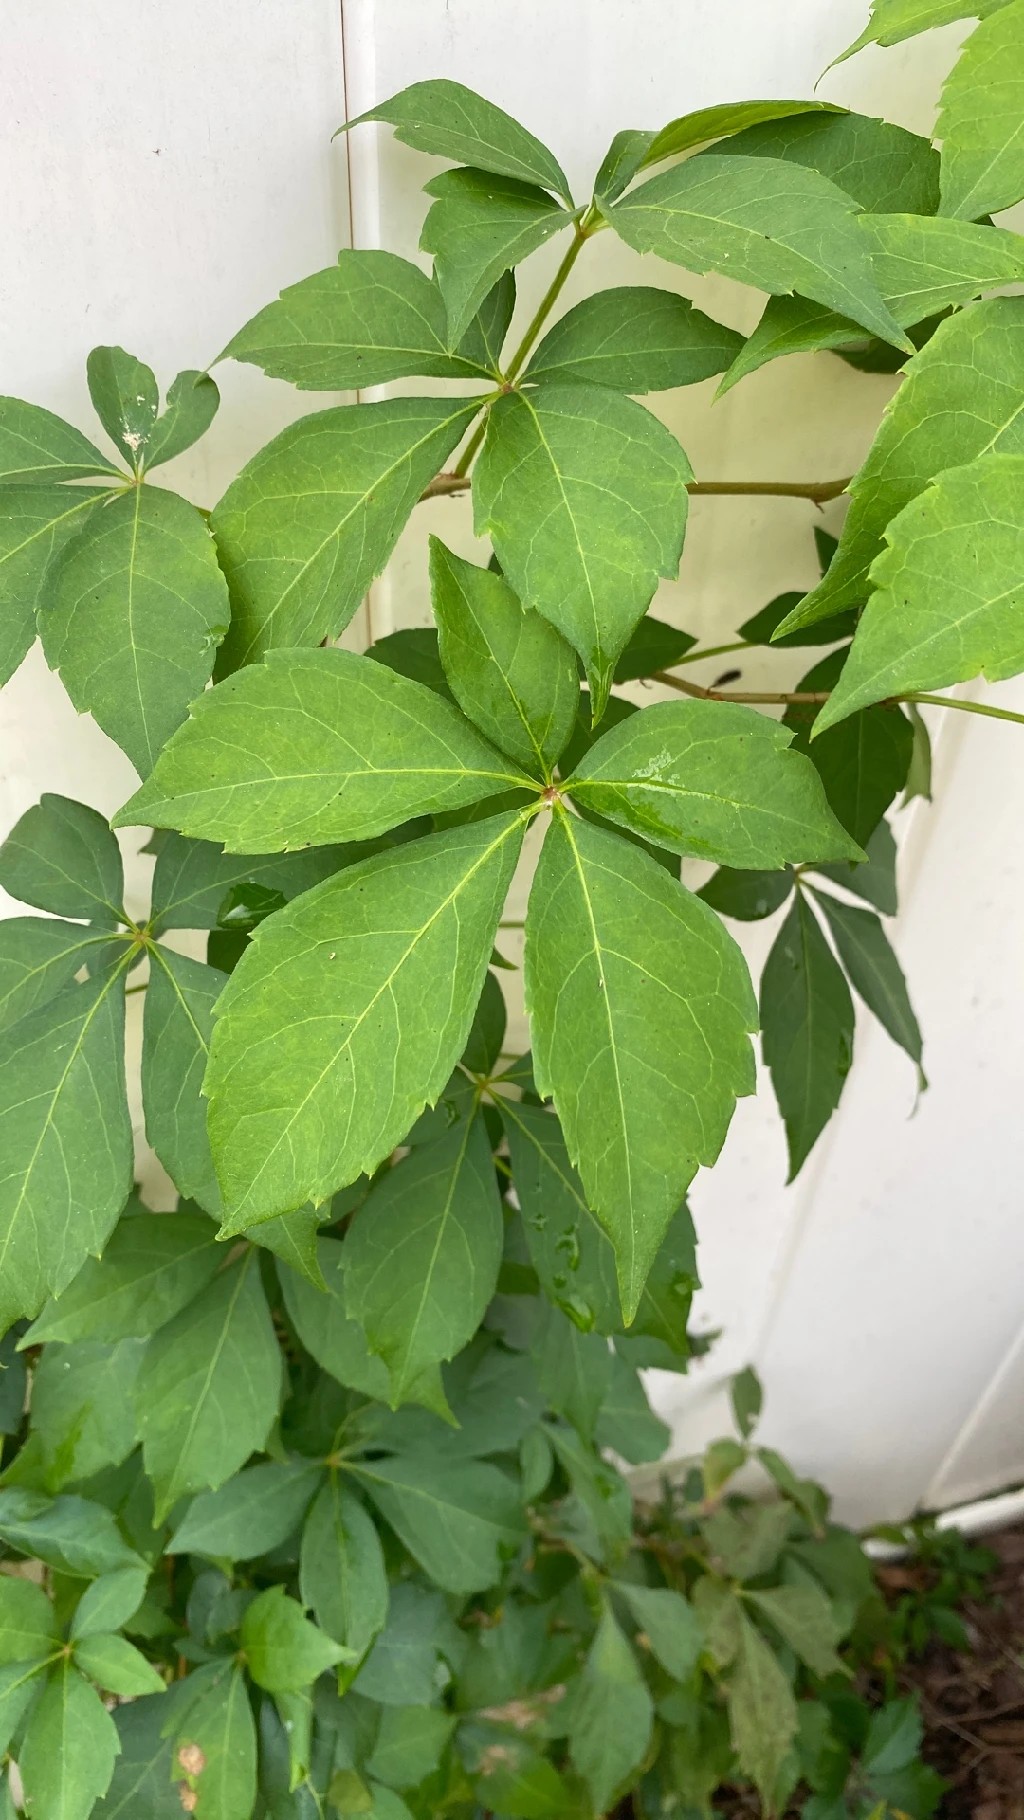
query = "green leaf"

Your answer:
(813, 818), (899, 915)
(642, 100), (844, 169)
(73, 1630), (165, 1696)
(612, 614), (697, 682)
(761, 895), (855, 1180)
(813, 891), (923, 1066)
(135, 1251), (281, 1521)
(616, 1583), (703, 1681)
(144, 369), (220, 470)
(726, 1615), (798, 1809)
(70, 1567), (148, 1641)
(343, 1116), (504, 1405)
(241, 1585), (345, 1693)
(745, 1584), (845, 1678)
(429, 537), (578, 777)
(784, 651), (914, 846)
(351, 1454), (525, 1594)
(712, 110), (940, 214)
(703, 1436), (748, 1500)
(526, 286), (743, 391)
(168, 1461), (322, 1559)
(142, 948), (226, 1211)
(243, 1207), (326, 1287)
(0, 794), (123, 924)
(608, 157), (910, 353)
(91, 1697), (180, 1819)
(0, 486), (108, 686)
(837, 0), (1013, 59)
(595, 1353), (671, 1463)
(368, 626), (452, 699)
(40, 485), (230, 777)
(366, 1705), (455, 1792)
(85, 347), (159, 472)
(149, 832), (353, 933)
(458, 271), (517, 373)
(0, 1659), (48, 1756)
(421, 170), (573, 346)
(536, 1303), (612, 1439)
(568, 1607), (653, 1814)
(342, 79), (571, 202)
(280, 1237), (399, 1402)
(29, 1338), (144, 1489)
(0, 1579), (58, 1665)
(0, 963), (132, 1330)
(170, 1662), (256, 1820)
(0, 396), (119, 483)
(565, 698), (860, 866)
(210, 396), (478, 669)
(731, 1366), (763, 1440)
(0, 1488), (143, 1576)
(118, 647), (529, 851)
(775, 296), (1024, 633)
(0, 917), (110, 1035)
(19, 1662), (119, 1820)
(300, 1476), (388, 1662)
(23, 1204), (218, 1345)
(938, 2), (1024, 219)
(698, 866), (793, 922)
(206, 812), (524, 1231)
(473, 1746), (572, 1818)
(462, 969), (507, 1074)
(353, 1582), (445, 1707)
(222, 250), (491, 390)
(500, 1096), (621, 1335)
(525, 811), (756, 1317)
(816, 453), (1024, 729)
(863, 1696), (922, 1774)
(473, 384), (692, 716)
